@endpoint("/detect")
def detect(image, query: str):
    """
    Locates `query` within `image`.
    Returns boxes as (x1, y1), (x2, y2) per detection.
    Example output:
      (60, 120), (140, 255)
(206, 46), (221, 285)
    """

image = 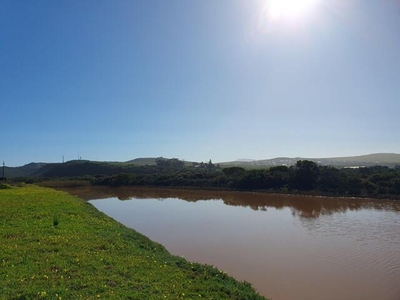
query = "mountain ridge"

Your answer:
(222, 153), (400, 168)
(2, 153), (400, 178)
